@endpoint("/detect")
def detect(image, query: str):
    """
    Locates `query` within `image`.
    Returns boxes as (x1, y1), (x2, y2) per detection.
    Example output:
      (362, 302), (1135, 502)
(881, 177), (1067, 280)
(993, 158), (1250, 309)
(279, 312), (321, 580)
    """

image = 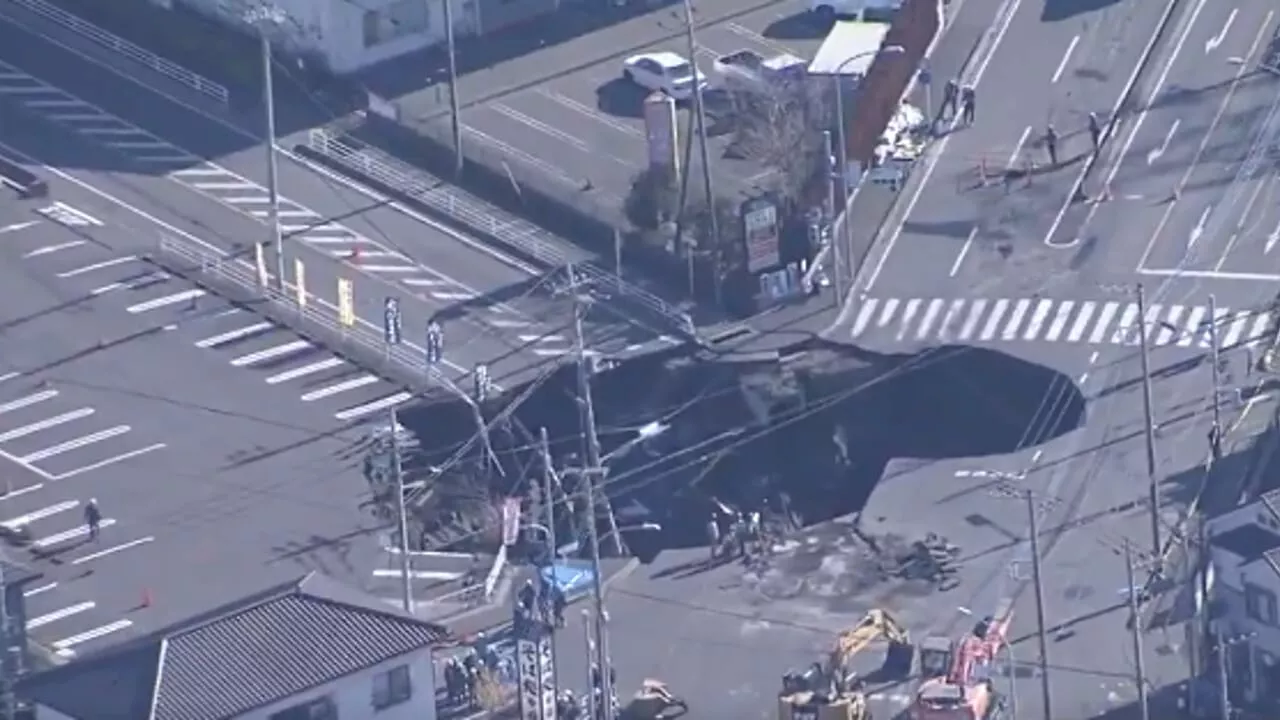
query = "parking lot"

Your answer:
(393, 2), (831, 208)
